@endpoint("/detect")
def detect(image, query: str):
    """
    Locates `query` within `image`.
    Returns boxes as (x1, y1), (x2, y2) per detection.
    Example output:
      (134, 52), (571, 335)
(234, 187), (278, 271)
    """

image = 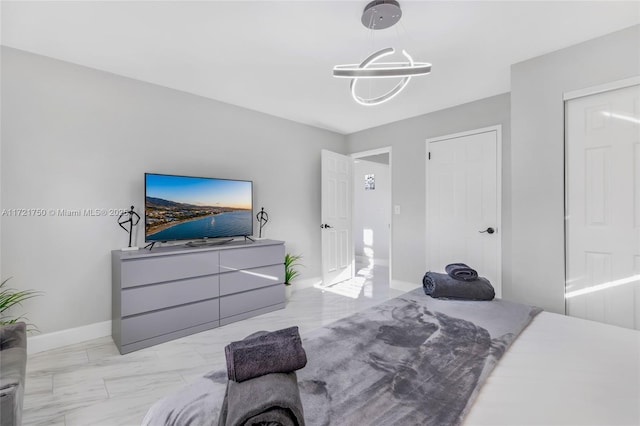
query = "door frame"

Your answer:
(425, 125), (502, 285)
(351, 147), (392, 283)
(562, 76), (640, 102)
